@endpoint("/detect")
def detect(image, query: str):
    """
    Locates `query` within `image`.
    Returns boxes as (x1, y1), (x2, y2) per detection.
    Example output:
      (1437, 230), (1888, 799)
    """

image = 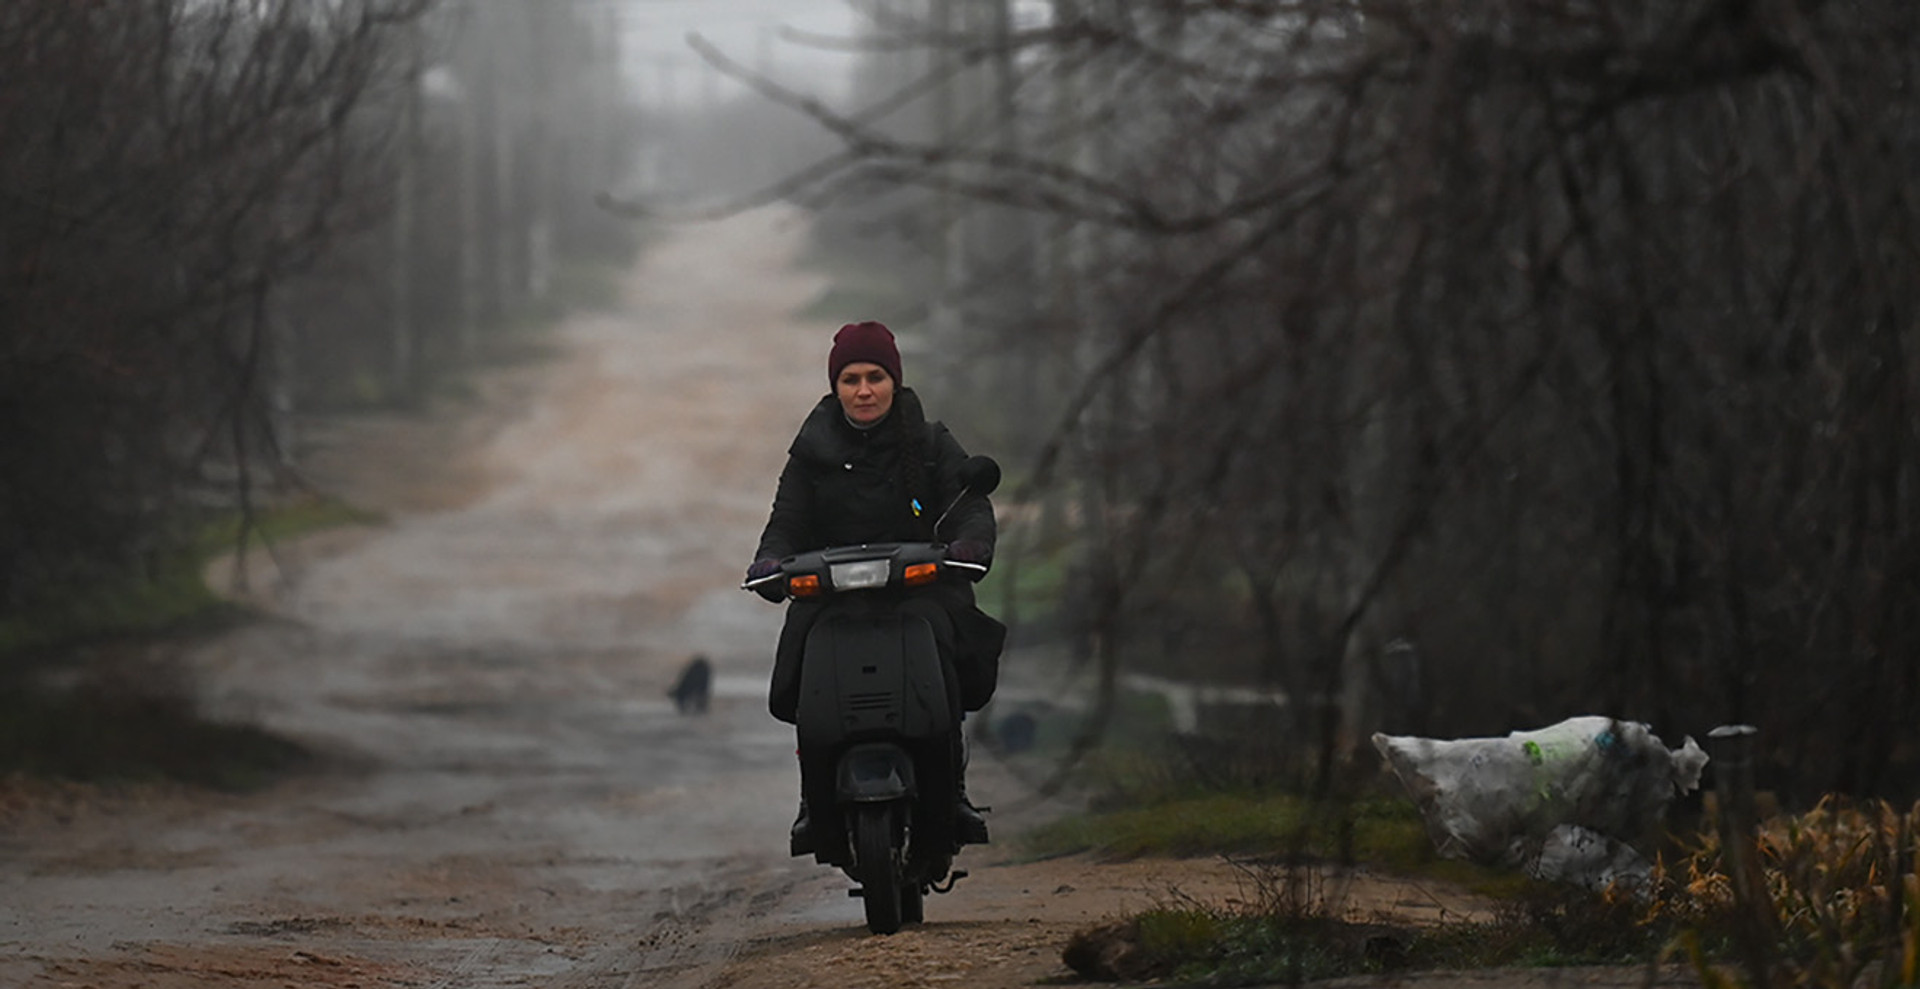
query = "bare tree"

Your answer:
(0, 0), (428, 641)
(680, 0), (1920, 801)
